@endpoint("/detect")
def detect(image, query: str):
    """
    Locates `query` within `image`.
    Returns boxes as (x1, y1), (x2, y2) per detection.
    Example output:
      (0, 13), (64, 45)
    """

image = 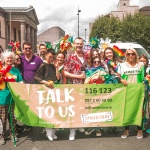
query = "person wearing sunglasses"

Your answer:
(85, 56), (107, 84)
(118, 48), (145, 139)
(14, 54), (23, 73)
(84, 56), (107, 136)
(21, 42), (43, 131)
(21, 42), (43, 84)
